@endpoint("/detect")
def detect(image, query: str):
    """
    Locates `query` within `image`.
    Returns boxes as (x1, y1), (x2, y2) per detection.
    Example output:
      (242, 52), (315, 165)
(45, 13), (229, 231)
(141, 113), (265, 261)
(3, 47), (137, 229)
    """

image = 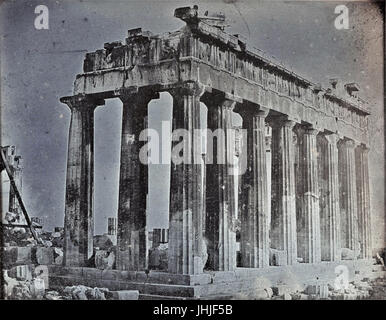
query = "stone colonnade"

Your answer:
(61, 85), (371, 273)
